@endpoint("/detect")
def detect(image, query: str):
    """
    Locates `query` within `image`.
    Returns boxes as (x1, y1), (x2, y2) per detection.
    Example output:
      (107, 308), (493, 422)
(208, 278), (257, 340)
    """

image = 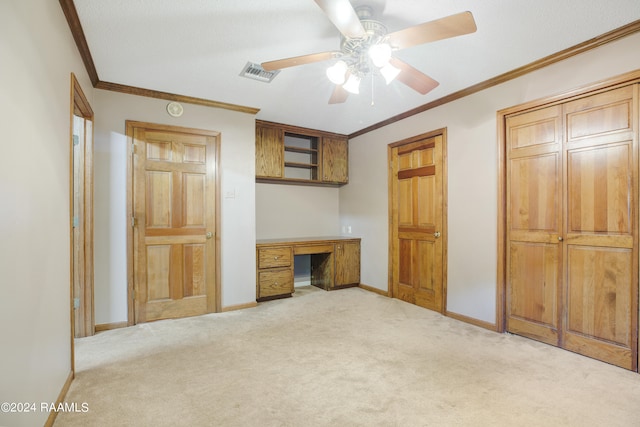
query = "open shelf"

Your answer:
(284, 133), (318, 181)
(284, 146), (318, 154)
(285, 162), (318, 169)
